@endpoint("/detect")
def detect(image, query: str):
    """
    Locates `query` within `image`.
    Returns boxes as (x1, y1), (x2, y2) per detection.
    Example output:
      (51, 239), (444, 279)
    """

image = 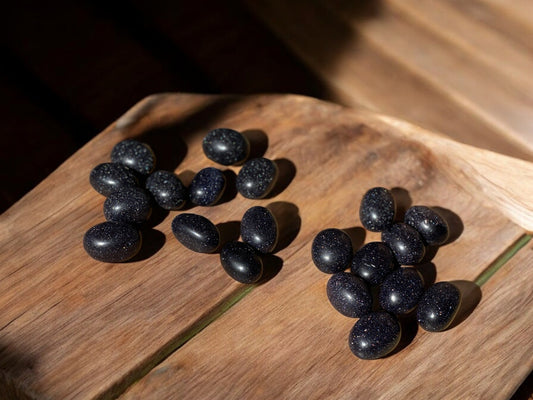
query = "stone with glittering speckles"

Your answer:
(202, 128), (250, 166)
(103, 186), (152, 225)
(220, 241), (263, 283)
(359, 187), (396, 232)
(311, 228), (353, 274)
(382, 223), (426, 265)
(171, 213), (220, 253)
(111, 139), (156, 175)
(83, 221), (142, 263)
(405, 205), (449, 246)
(351, 242), (397, 285)
(327, 272), (372, 318)
(240, 206), (278, 253)
(417, 282), (461, 332)
(349, 311), (401, 360)
(379, 267), (424, 314)
(236, 157), (278, 199)
(145, 170), (188, 210)
(189, 167), (226, 206)
(89, 162), (139, 197)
